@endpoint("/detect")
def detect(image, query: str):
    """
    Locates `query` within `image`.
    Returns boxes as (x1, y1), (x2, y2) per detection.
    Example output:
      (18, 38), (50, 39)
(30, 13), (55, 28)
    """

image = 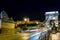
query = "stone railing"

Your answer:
(29, 29), (51, 40)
